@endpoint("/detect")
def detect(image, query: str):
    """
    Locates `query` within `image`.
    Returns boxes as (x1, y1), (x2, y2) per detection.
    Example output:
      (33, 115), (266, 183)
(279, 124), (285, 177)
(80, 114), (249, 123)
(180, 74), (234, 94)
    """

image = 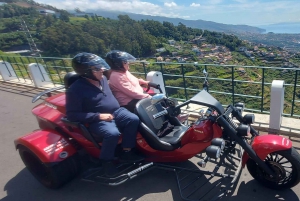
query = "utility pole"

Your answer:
(19, 17), (41, 57)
